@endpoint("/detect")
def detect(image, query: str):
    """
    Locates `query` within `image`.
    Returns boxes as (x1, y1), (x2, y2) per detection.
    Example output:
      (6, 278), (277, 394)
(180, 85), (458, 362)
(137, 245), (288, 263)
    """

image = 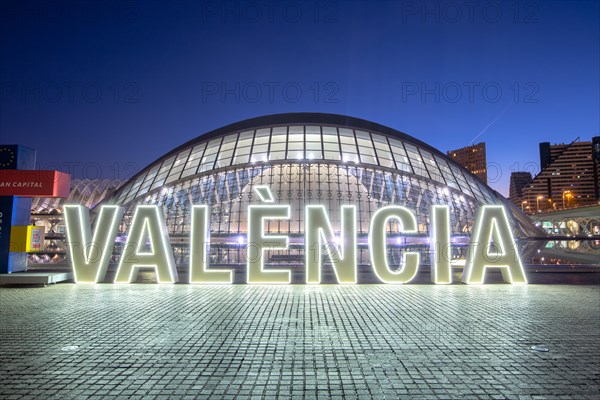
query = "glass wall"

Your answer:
(92, 121), (541, 268)
(117, 162), (481, 266)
